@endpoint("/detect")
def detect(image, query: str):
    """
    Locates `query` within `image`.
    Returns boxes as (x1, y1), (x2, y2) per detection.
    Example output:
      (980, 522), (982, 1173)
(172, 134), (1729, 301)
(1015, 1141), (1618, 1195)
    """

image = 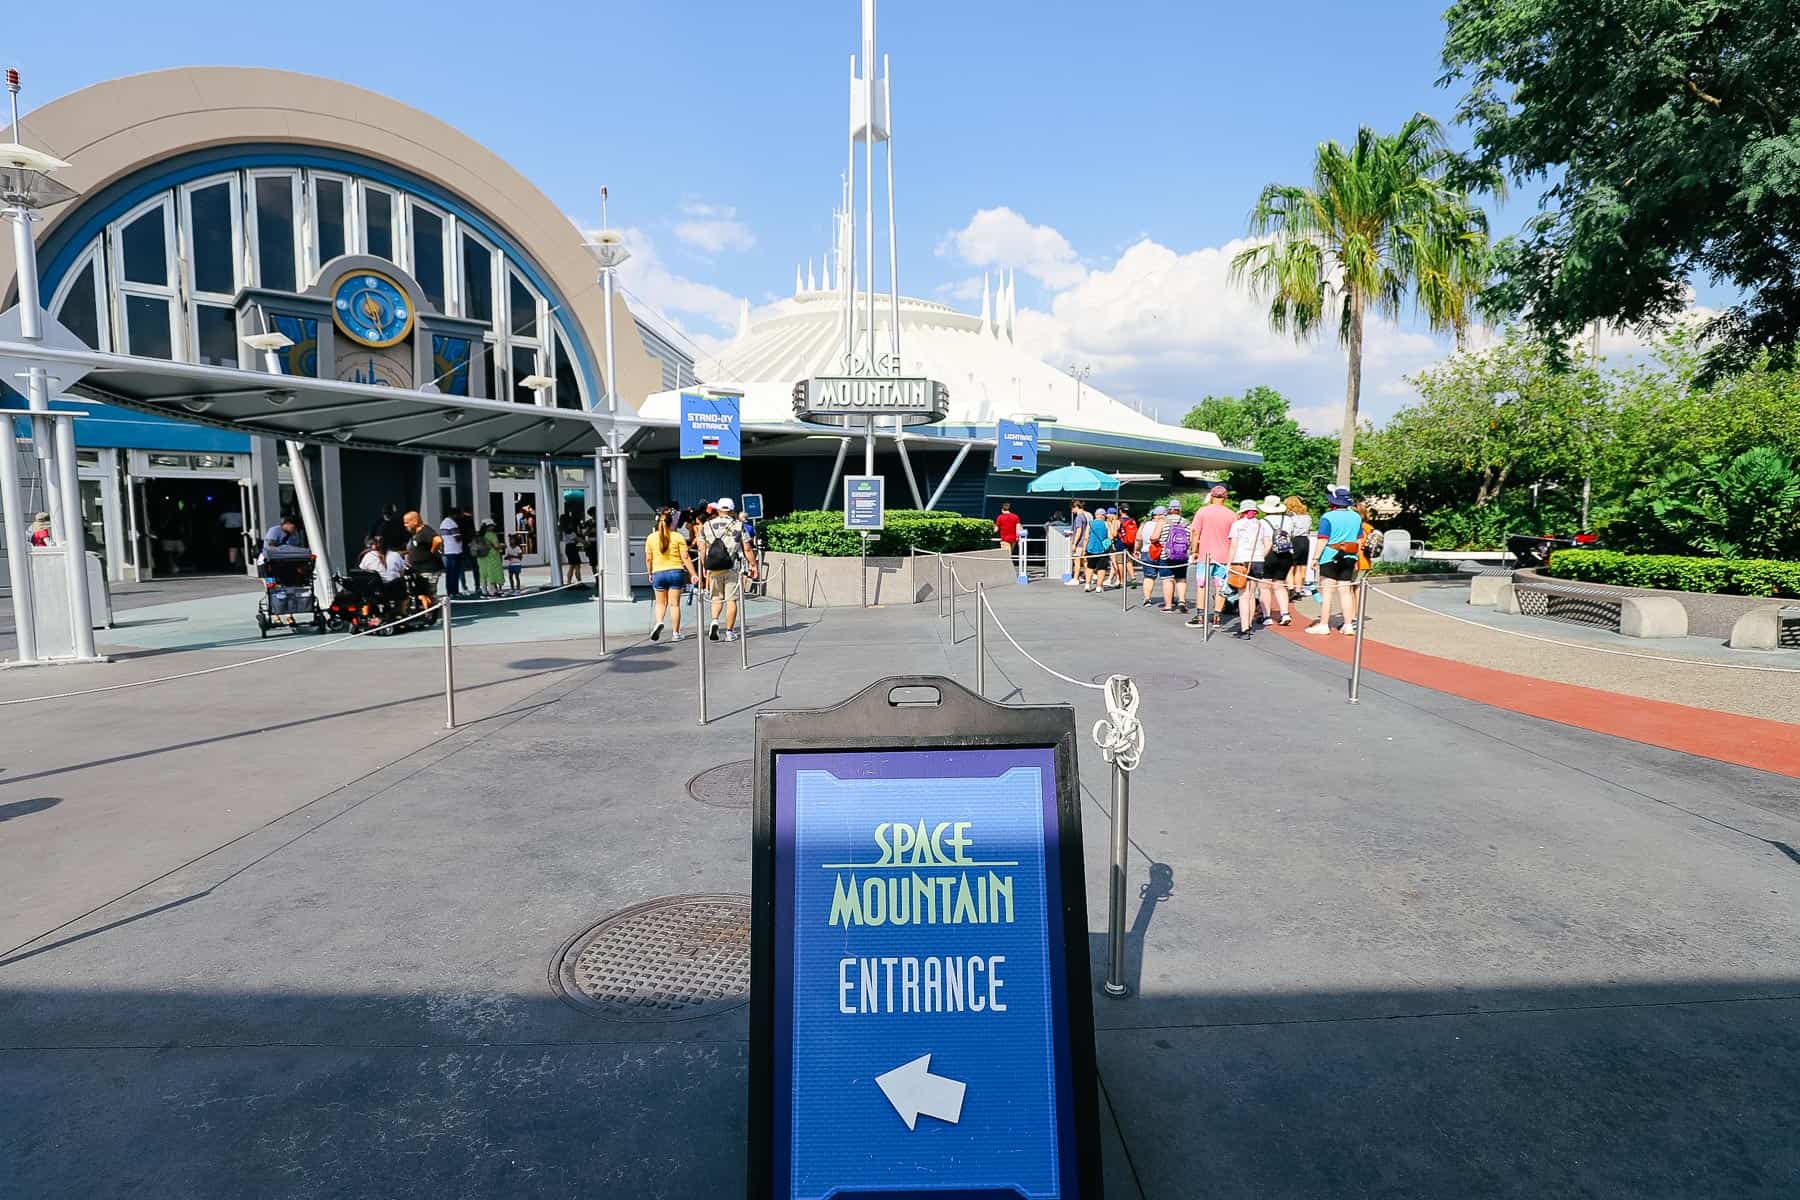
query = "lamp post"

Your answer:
(3, 72), (88, 661)
(589, 206), (631, 598)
